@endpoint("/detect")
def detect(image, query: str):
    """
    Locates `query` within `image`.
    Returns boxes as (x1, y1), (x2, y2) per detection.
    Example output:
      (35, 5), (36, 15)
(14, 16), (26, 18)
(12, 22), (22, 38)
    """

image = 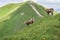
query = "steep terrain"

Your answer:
(0, 3), (21, 22)
(0, 1), (47, 39)
(3, 14), (60, 40)
(1, 14), (60, 40)
(0, 1), (59, 40)
(0, 3), (21, 17)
